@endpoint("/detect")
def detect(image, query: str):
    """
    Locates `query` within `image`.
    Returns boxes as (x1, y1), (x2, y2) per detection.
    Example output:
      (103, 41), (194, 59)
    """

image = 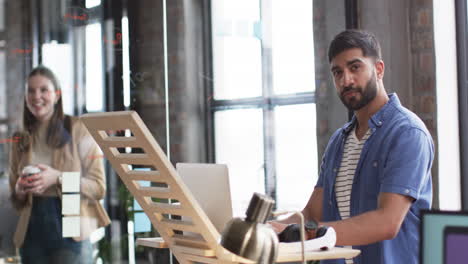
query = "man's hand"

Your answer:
(267, 187), (324, 240)
(323, 192), (413, 246)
